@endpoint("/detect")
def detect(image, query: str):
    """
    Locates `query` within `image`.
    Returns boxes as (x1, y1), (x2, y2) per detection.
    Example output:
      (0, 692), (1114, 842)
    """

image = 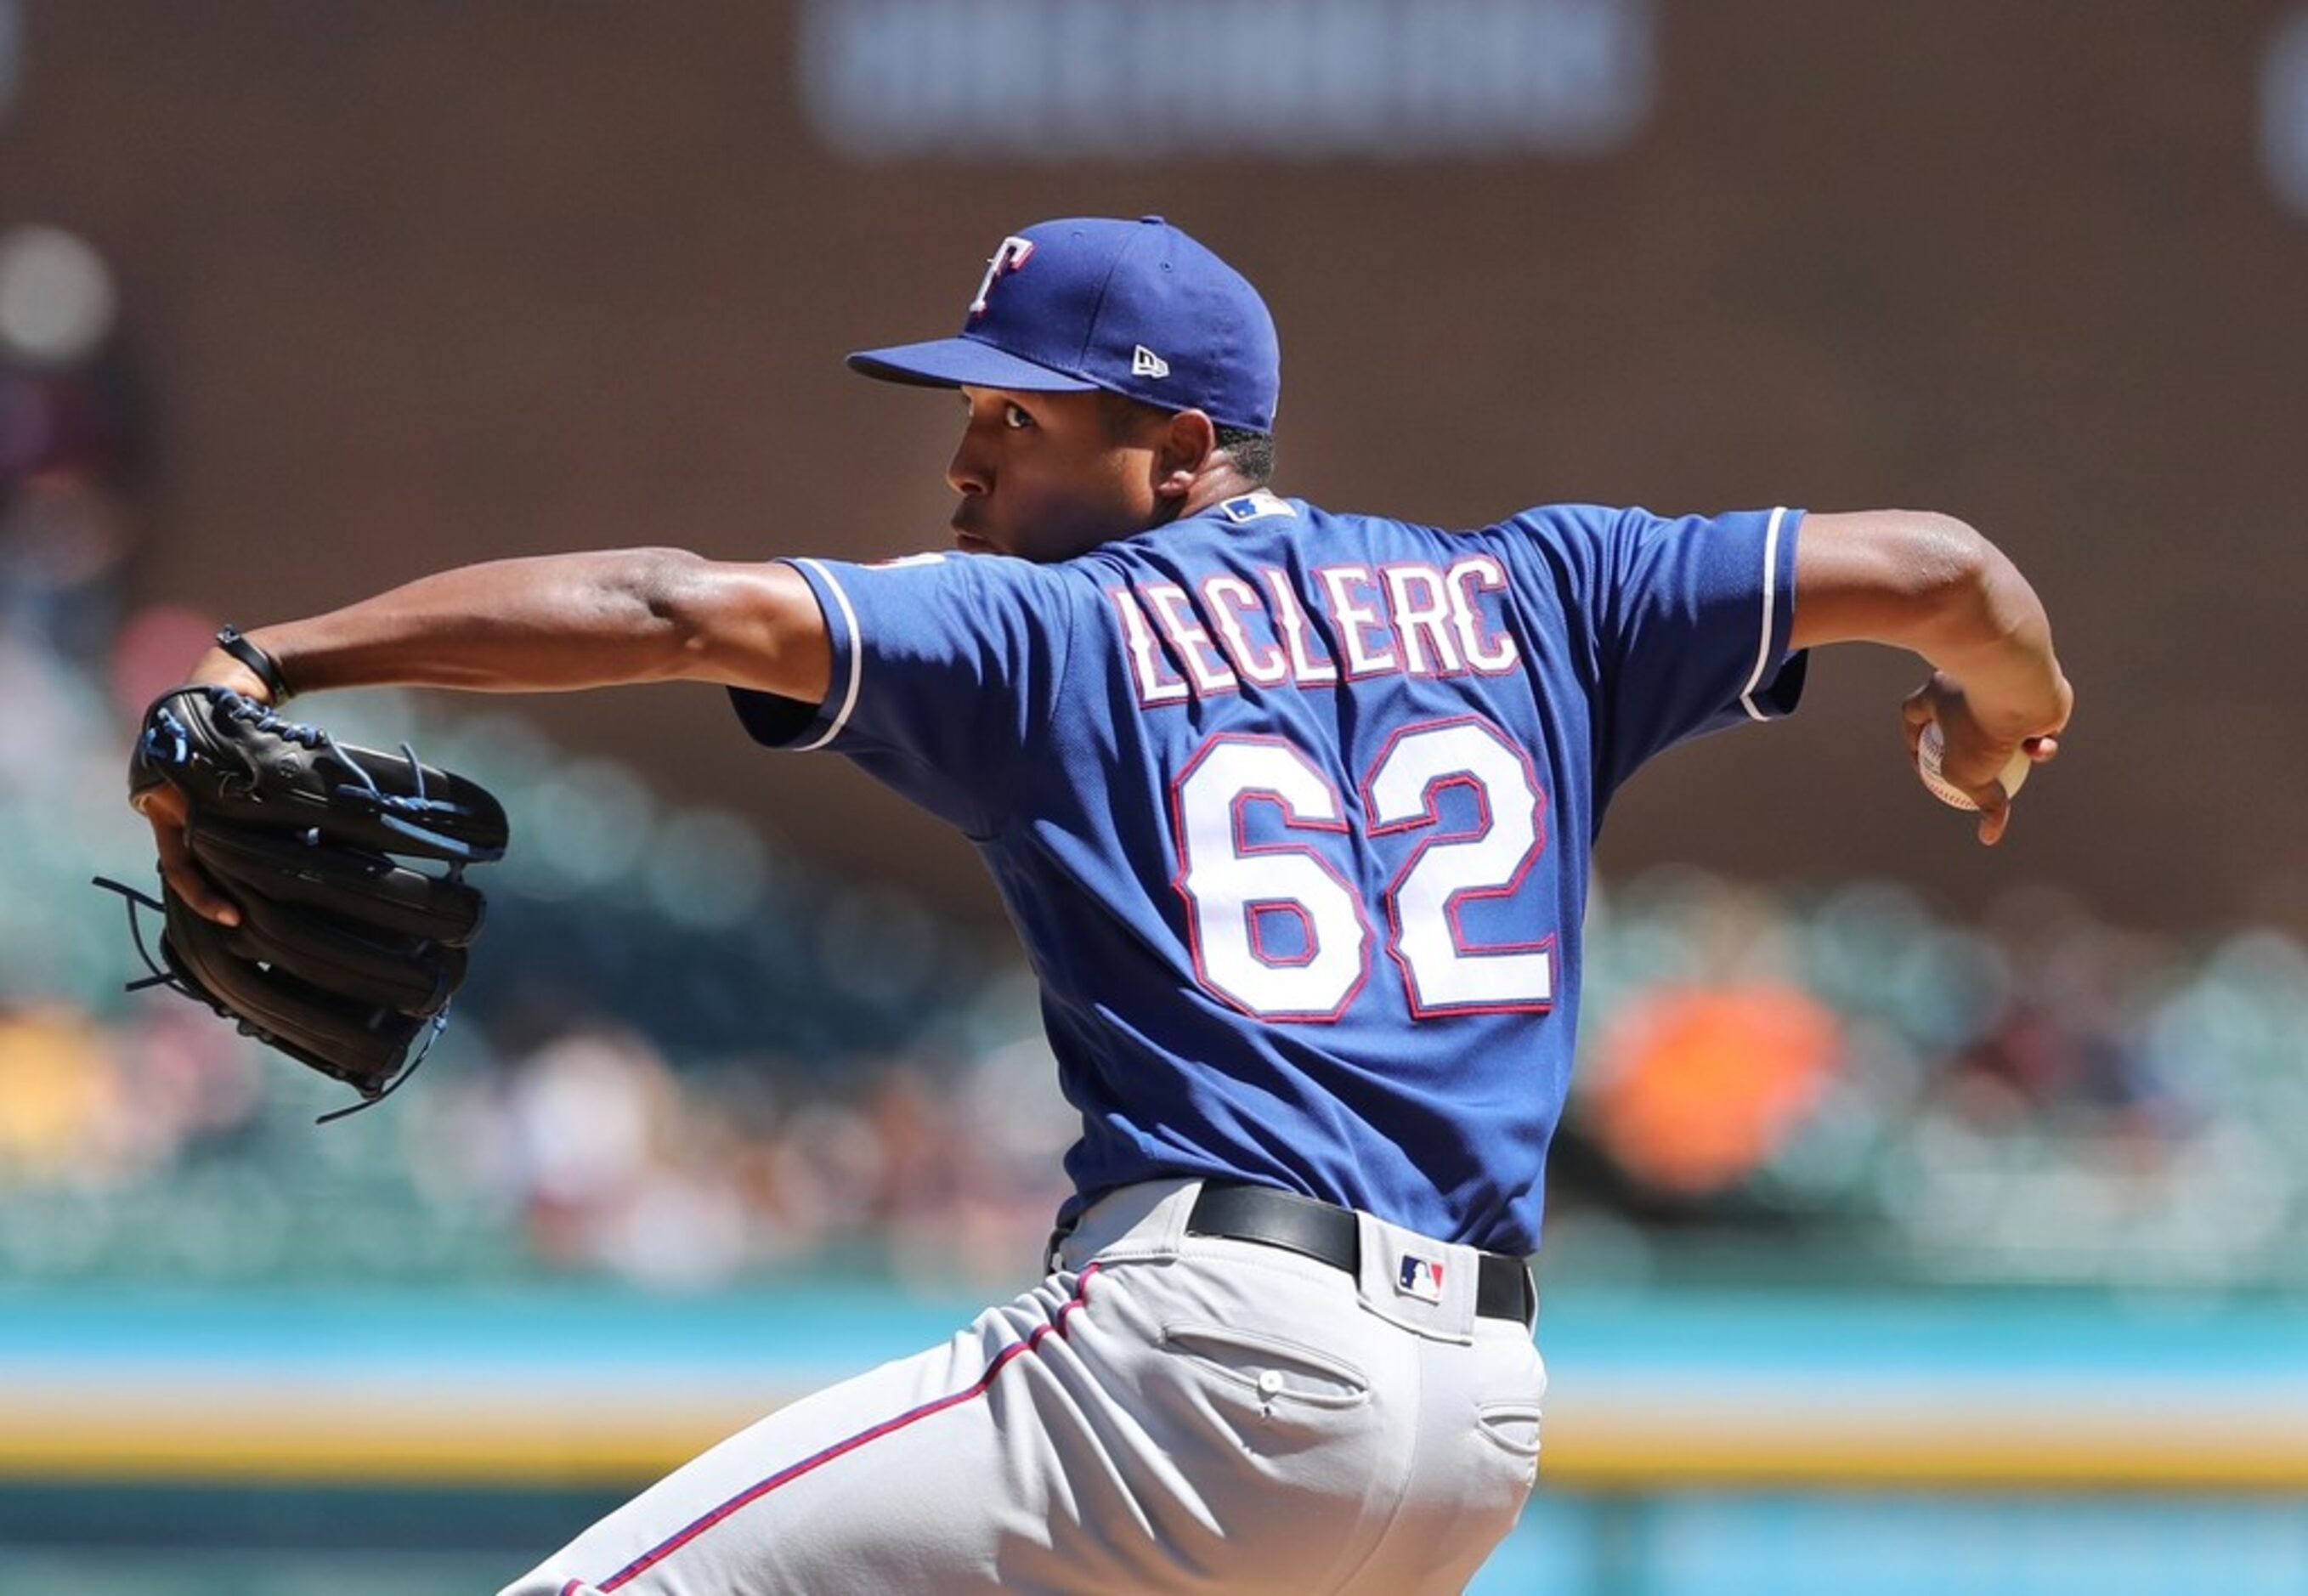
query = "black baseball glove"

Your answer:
(99, 685), (510, 1118)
